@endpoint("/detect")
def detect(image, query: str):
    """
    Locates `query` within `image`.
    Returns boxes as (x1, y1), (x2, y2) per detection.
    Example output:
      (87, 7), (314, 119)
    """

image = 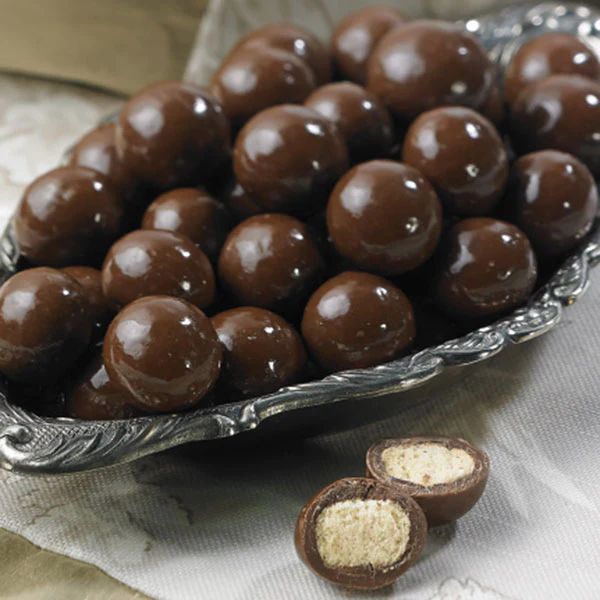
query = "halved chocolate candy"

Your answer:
(295, 477), (427, 590)
(366, 436), (489, 526)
